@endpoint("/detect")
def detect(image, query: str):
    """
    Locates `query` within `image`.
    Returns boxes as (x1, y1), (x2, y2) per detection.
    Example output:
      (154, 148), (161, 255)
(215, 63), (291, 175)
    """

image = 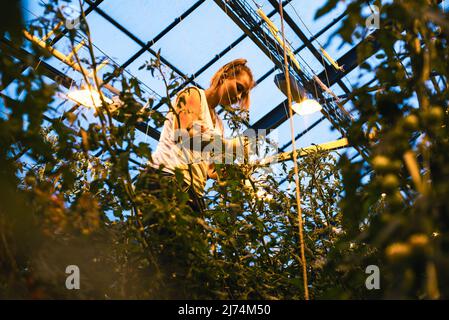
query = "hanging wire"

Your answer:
(141, 99), (153, 165)
(257, 14), (292, 120)
(278, 0), (309, 301)
(250, 0), (262, 9)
